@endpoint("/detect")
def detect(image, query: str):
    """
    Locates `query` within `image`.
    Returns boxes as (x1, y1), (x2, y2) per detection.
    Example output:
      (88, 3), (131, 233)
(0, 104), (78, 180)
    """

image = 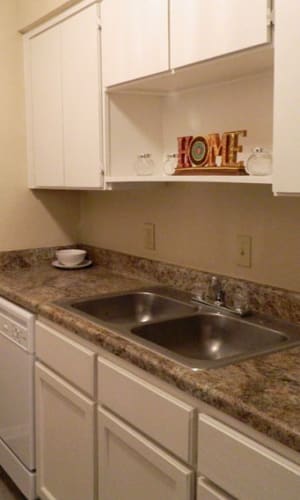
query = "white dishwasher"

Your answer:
(0, 296), (36, 499)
